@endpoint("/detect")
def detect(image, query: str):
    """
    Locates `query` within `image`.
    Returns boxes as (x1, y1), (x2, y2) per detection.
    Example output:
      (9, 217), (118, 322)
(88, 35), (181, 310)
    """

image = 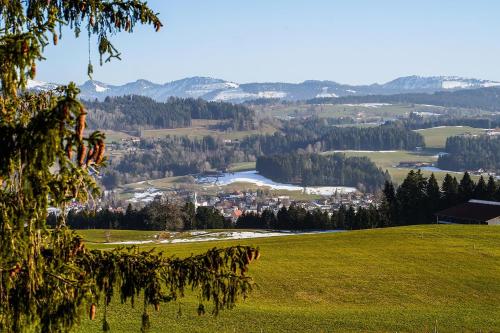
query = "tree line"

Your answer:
(48, 201), (232, 231)
(401, 112), (500, 130)
(438, 136), (500, 172)
(256, 153), (388, 192)
(84, 95), (256, 132)
(240, 119), (425, 154)
(237, 170), (500, 230)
